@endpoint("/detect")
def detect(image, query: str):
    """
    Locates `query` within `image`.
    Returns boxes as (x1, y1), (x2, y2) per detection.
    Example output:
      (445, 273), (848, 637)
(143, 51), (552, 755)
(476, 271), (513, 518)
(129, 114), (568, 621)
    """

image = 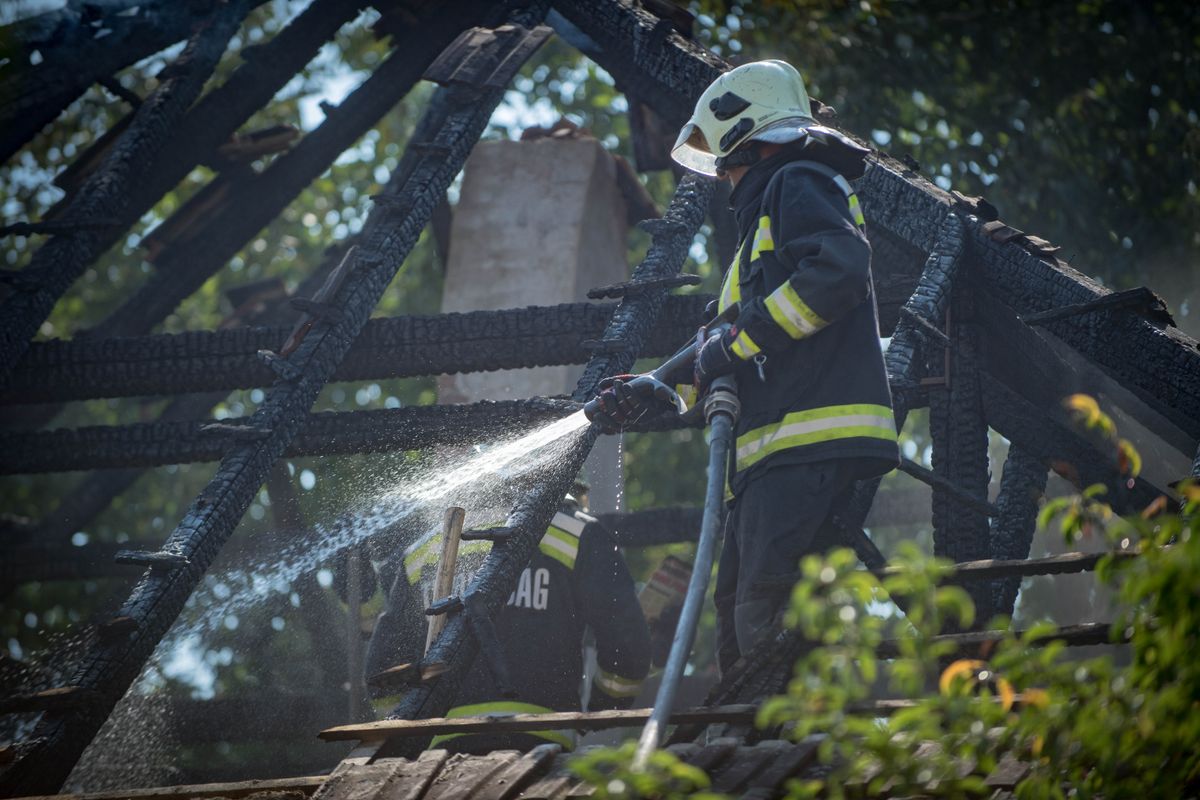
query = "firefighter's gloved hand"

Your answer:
(694, 327), (739, 389)
(591, 375), (670, 433)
